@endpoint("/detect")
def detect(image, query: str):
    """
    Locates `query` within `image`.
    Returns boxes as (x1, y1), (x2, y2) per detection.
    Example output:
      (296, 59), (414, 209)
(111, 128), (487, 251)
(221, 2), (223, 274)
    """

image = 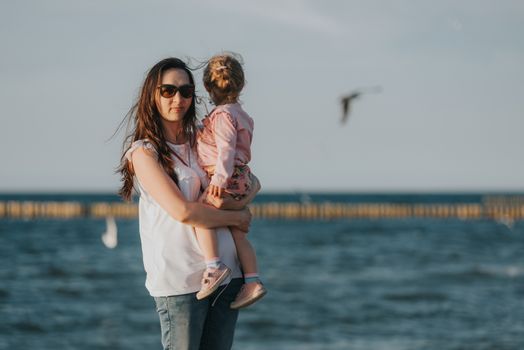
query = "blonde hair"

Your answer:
(203, 53), (245, 105)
